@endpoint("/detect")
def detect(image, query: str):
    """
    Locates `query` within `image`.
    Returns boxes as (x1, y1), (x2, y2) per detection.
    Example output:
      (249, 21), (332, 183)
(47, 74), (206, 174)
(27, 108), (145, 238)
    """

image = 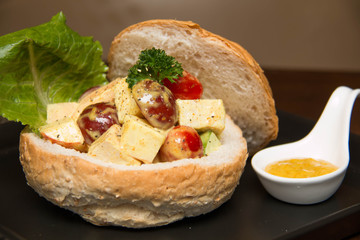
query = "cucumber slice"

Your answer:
(200, 130), (221, 155)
